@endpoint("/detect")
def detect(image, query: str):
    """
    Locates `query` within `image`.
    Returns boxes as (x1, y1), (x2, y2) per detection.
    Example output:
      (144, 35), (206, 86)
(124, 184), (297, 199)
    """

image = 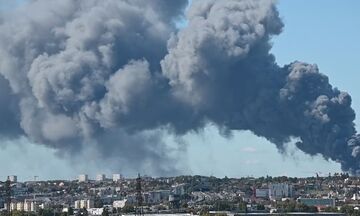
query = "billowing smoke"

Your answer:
(0, 0), (191, 175)
(0, 0), (359, 175)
